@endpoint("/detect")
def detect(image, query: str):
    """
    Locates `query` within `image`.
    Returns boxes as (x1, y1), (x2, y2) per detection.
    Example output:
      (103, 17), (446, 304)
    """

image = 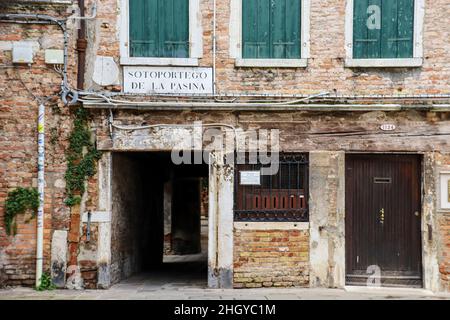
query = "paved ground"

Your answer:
(0, 256), (449, 300)
(0, 284), (449, 300)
